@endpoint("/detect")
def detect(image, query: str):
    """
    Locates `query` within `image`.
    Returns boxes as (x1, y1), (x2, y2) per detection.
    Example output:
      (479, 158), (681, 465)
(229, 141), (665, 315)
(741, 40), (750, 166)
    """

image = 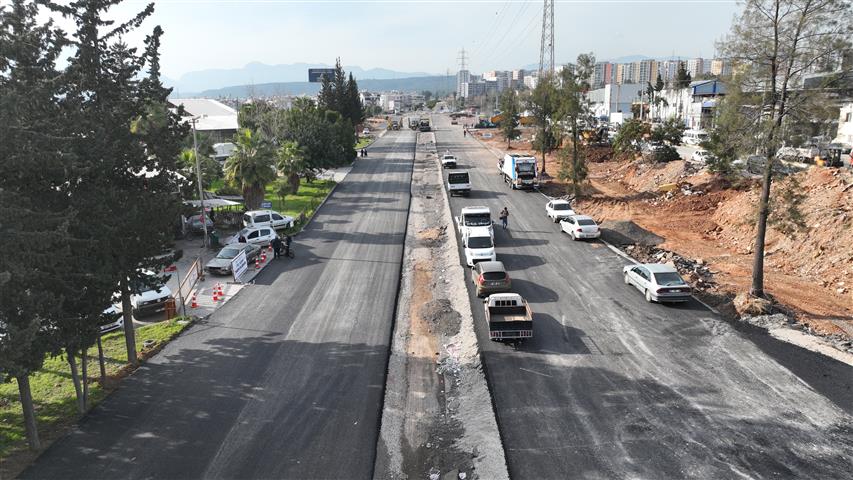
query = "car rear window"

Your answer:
(578, 219), (597, 226)
(553, 203), (571, 210)
(654, 272), (686, 286)
(483, 271), (506, 281)
(448, 173), (469, 184)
